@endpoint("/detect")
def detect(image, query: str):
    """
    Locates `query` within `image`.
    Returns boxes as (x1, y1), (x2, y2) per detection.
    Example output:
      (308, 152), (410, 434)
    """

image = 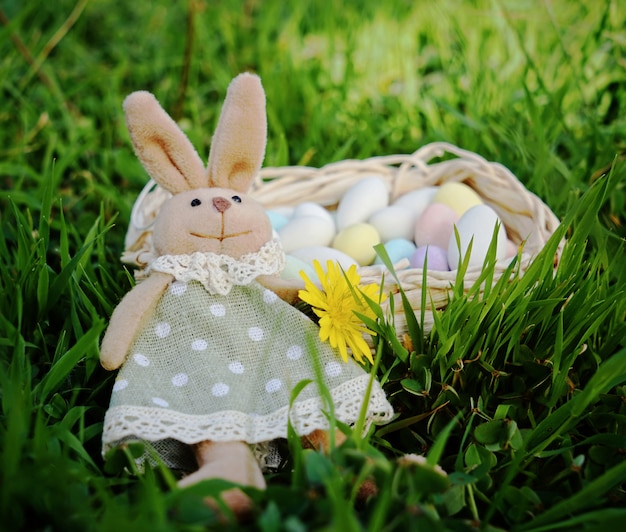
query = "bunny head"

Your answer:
(123, 73), (272, 259)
